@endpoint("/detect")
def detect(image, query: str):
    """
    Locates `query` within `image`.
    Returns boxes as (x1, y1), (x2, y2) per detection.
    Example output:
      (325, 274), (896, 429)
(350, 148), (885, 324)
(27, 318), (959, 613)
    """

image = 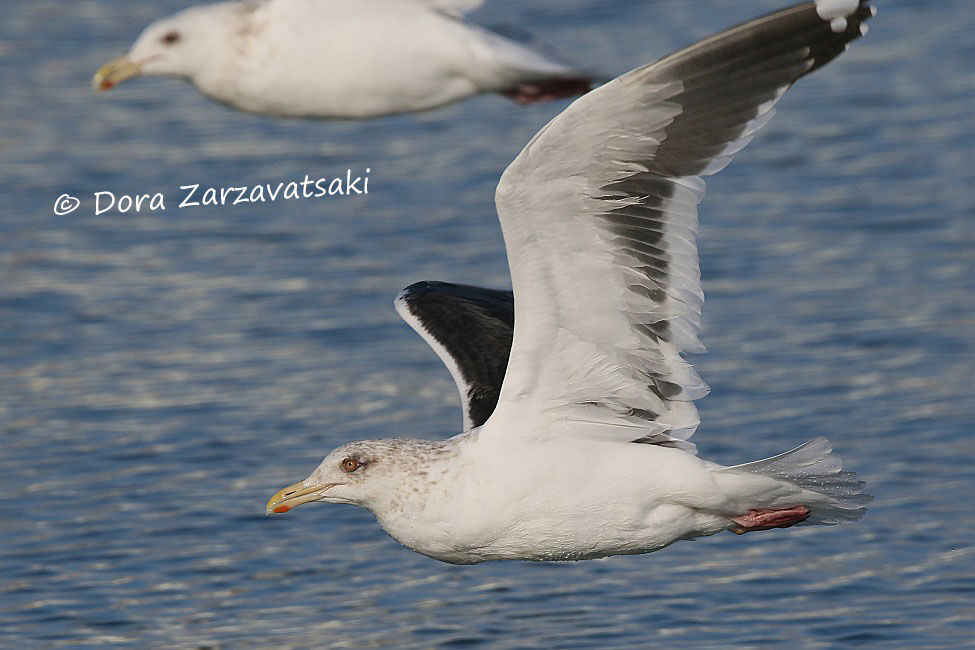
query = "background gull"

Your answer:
(92, 0), (595, 119)
(266, 0), (875, 564)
